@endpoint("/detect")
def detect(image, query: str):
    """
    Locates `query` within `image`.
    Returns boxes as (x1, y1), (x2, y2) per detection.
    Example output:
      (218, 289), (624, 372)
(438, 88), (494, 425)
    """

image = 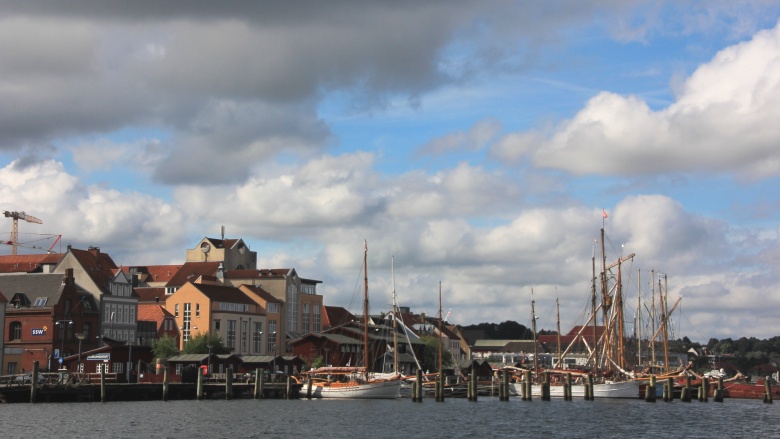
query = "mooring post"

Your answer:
(681, 374), (691, 402)
(564, 373), (572, 401)
(305, 374), (312, 399)
(470, 367), (477, 402)
(645, 375), (656, 402)
(713, 376), (724, 402)
(29, 361), (39, 403)
(225, 367), (233, 400)
(254, 368), (262, 399)
(525, 370), (533, 401)
(764, 376), (773, 404)
(415, 369), (423, 402)
(586, 374), (594, 401)
(101, 367), (107, 403)
(162, 368), (169, 401)
(502, 370), (510, 401)
(702, 377), (709, 402)
(197, 368), (204, 400)
(437, 371), (446, 402)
